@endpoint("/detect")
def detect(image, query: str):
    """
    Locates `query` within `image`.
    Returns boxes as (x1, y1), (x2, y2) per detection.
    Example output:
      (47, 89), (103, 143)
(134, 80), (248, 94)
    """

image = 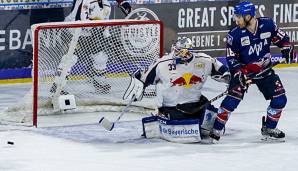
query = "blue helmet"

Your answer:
(234, 1), (256, 17)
